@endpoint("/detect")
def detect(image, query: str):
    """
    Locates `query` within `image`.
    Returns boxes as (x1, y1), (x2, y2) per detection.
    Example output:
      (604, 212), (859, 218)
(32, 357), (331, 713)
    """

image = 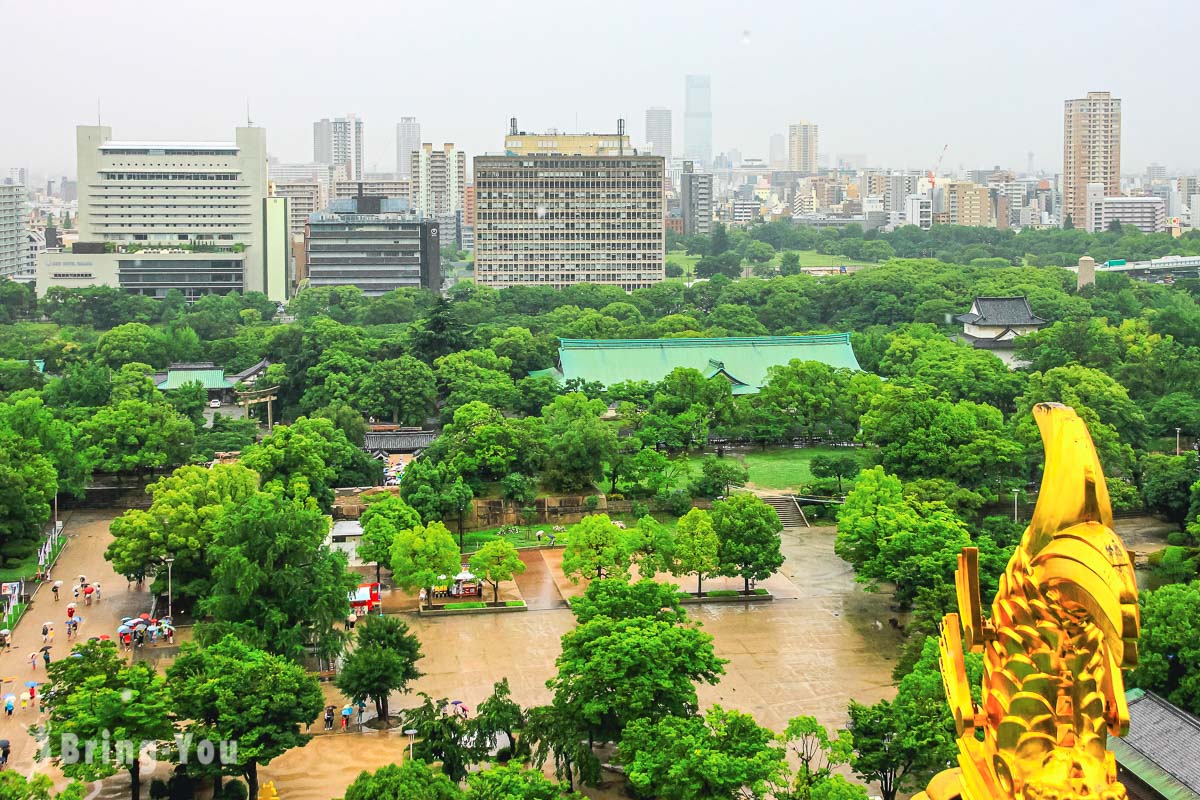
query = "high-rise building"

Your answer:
(885, 173), (919, 217)
(1178, 176), (1200, 201)
(1145, 163), (1167, 183)
(769, 134), (786, 168)
(684, 75), (712, 167)
(474, 127), (664, 289)
(1062, 91), (1120, 228)
(333, 178), (411, 201)
(905, 195), (933, 230)
(410, 143), (466, 245)
(396, 117), (420, 179)
(788, 122), (819, 174)
(645, 108), (672, 163)
(945, 181), (991, 227)
(269, 180), (322, 239)
(37, 125), (288, 301)
(306, 197), (440, 296)
(680, 161), (713, 236)
(314, 114), (364, 180)
(0, 184), (26, 277)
